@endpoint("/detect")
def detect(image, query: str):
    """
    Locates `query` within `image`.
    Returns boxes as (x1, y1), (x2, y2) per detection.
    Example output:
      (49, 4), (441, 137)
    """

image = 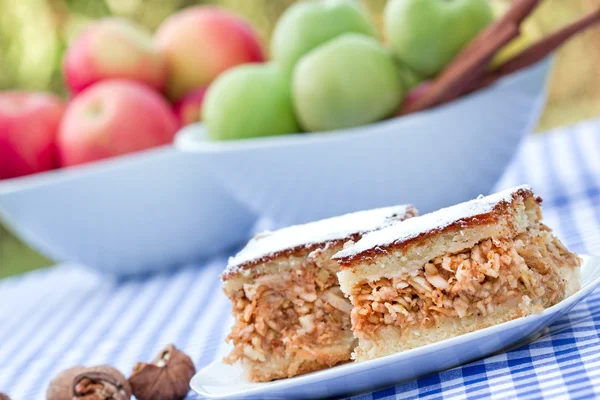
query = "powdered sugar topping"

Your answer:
(226, 205), (417, 274)
(334, 185), (533, 261)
